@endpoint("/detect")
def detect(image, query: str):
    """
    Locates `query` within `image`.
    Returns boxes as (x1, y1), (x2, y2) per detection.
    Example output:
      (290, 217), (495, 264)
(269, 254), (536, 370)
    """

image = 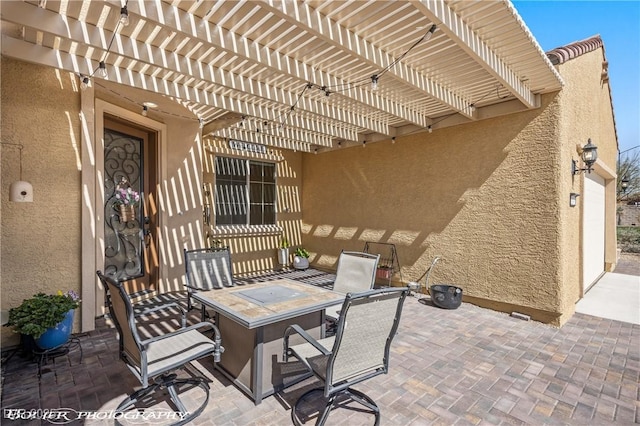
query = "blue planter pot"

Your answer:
(35, 309), (74, 350)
